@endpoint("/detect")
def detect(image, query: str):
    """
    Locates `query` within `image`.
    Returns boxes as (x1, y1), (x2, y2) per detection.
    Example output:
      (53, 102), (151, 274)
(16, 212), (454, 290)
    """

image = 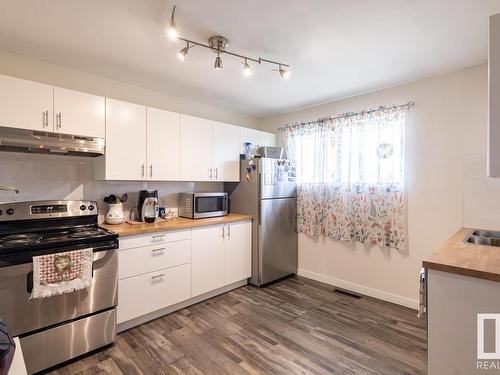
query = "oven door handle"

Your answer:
(27, 271), (33, 294)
